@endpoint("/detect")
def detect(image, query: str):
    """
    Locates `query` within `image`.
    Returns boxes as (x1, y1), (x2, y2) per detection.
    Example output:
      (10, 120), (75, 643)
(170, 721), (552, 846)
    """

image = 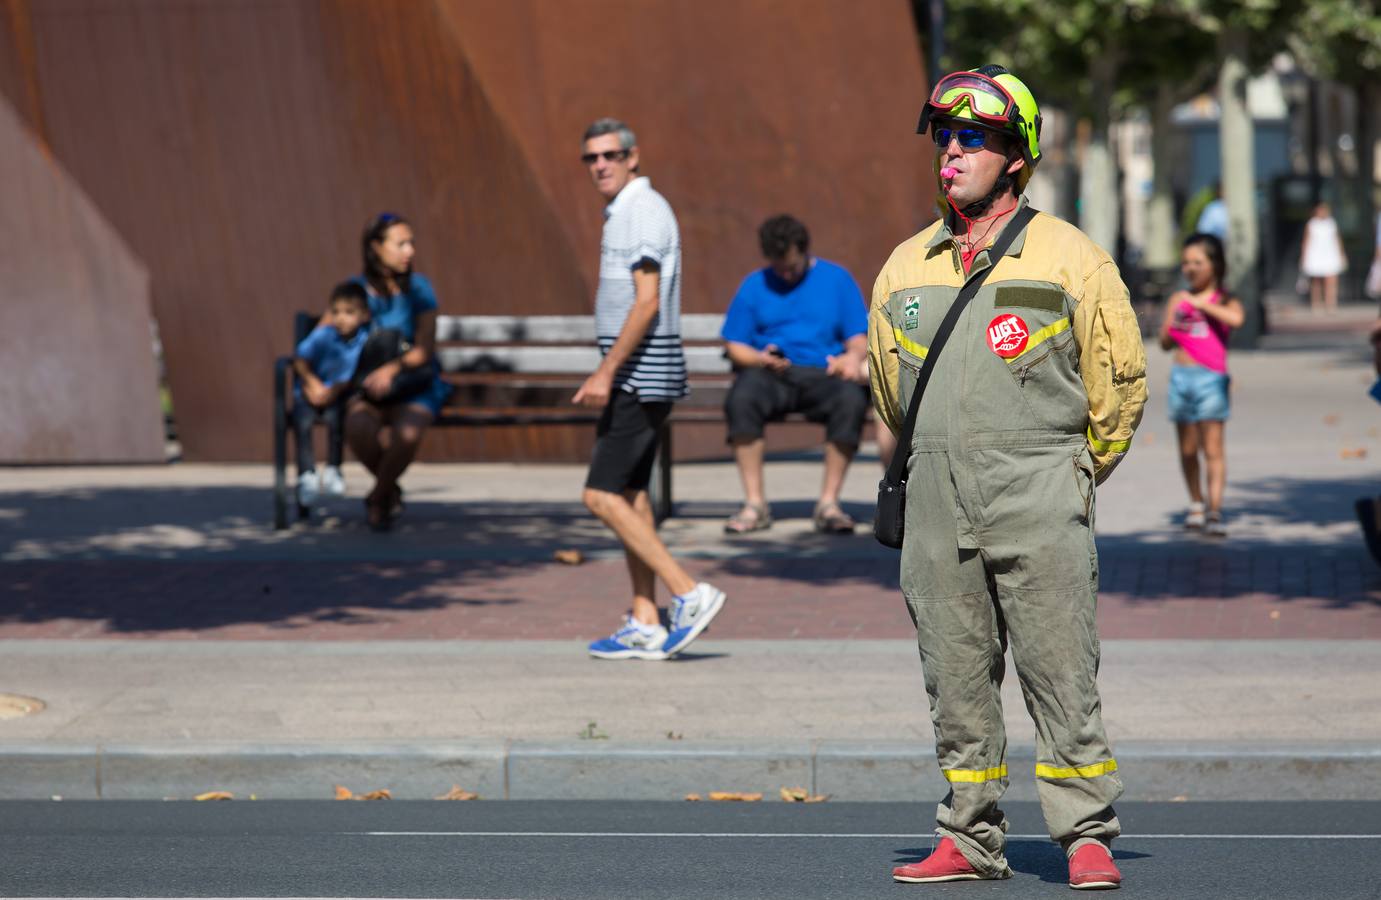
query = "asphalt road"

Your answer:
(2, 800), (1379, 899)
